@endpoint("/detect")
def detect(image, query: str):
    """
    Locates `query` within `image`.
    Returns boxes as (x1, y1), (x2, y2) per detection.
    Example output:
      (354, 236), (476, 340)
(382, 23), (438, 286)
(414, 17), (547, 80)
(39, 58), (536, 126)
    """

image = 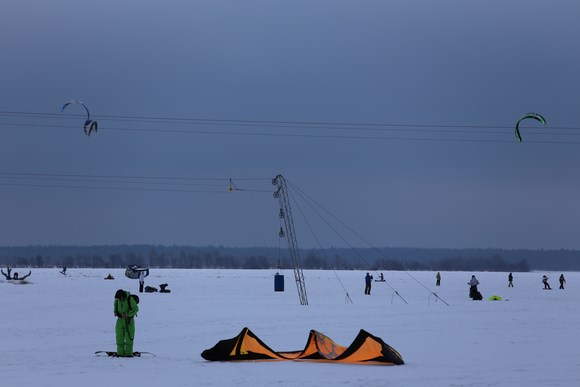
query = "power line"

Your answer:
(0, 182), (231, 194)
(0, 171), (269, 181)
(287, 185), (354, 304)
(2, 110), (579, 130)
(3, 120), (579, 136)
(287, 178), (448, 305)
(3, 121), (580, 144)
(0, 176), (226, 188)
(287, 179), (408, 304)
(1, 110), (580, 146)
(0, 172), (272, 194)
